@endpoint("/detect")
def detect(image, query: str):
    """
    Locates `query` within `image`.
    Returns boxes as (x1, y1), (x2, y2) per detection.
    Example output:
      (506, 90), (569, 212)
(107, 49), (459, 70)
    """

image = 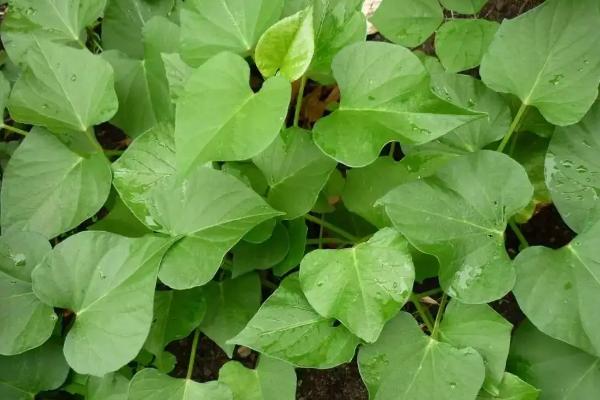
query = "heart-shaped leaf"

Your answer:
(477, 373), (539, 400)
(300, 228), (414, 343)
(232, 223), (290, 277)
(87, 373), (129, 400)
(273, 218), (308, 276)
(480, 0), (600, 126)
(379, 150), (533, 303)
